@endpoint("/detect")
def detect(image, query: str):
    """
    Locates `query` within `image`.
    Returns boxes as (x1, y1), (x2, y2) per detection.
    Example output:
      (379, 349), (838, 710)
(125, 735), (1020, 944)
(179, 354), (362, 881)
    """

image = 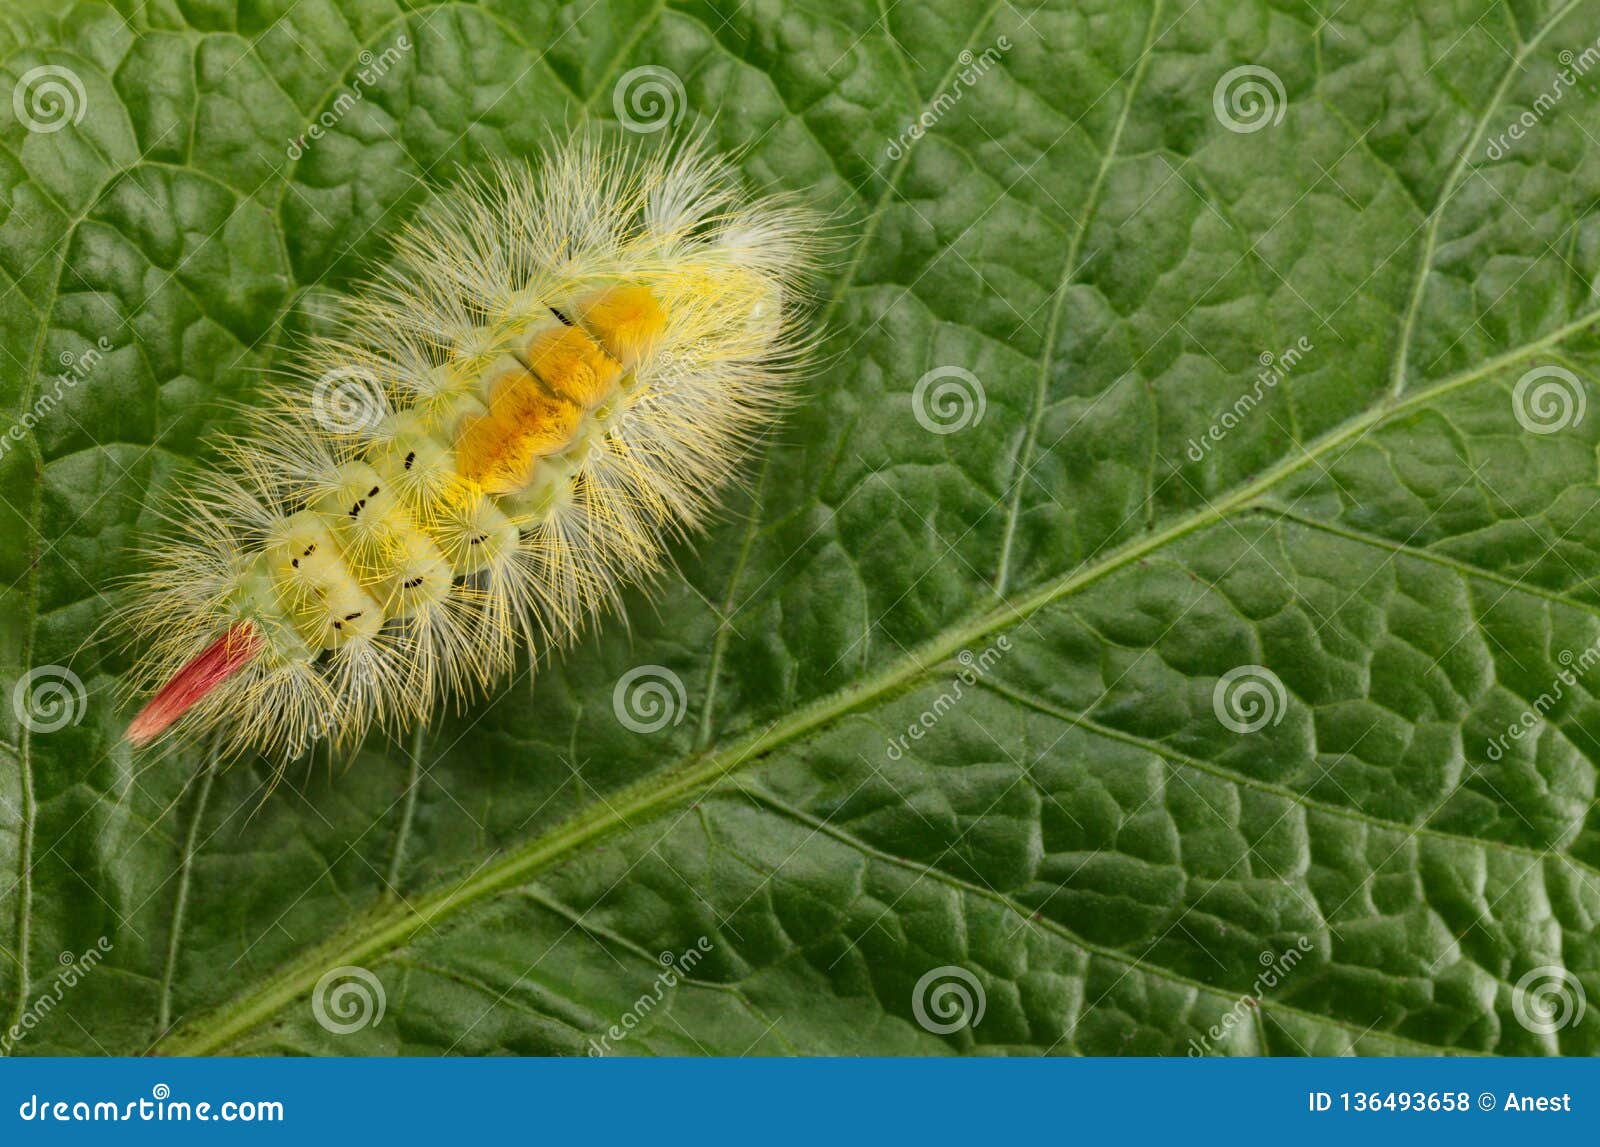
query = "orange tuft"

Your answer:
(455, 363), (585, 494)
(573, 286), (666, 366)
(524, 324), (623, 407)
